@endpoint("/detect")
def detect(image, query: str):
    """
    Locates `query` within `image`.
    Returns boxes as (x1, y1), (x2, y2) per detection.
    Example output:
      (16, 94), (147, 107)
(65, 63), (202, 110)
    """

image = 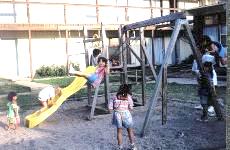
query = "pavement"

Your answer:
(14, 80), (50, 92)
